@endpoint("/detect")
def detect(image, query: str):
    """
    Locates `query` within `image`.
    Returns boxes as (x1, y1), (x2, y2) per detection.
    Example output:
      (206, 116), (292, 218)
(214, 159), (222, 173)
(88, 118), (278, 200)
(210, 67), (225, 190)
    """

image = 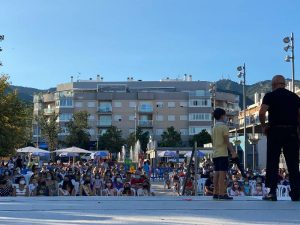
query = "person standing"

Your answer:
(212, 108), (237, 200)
(259, 75), (300, 201)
